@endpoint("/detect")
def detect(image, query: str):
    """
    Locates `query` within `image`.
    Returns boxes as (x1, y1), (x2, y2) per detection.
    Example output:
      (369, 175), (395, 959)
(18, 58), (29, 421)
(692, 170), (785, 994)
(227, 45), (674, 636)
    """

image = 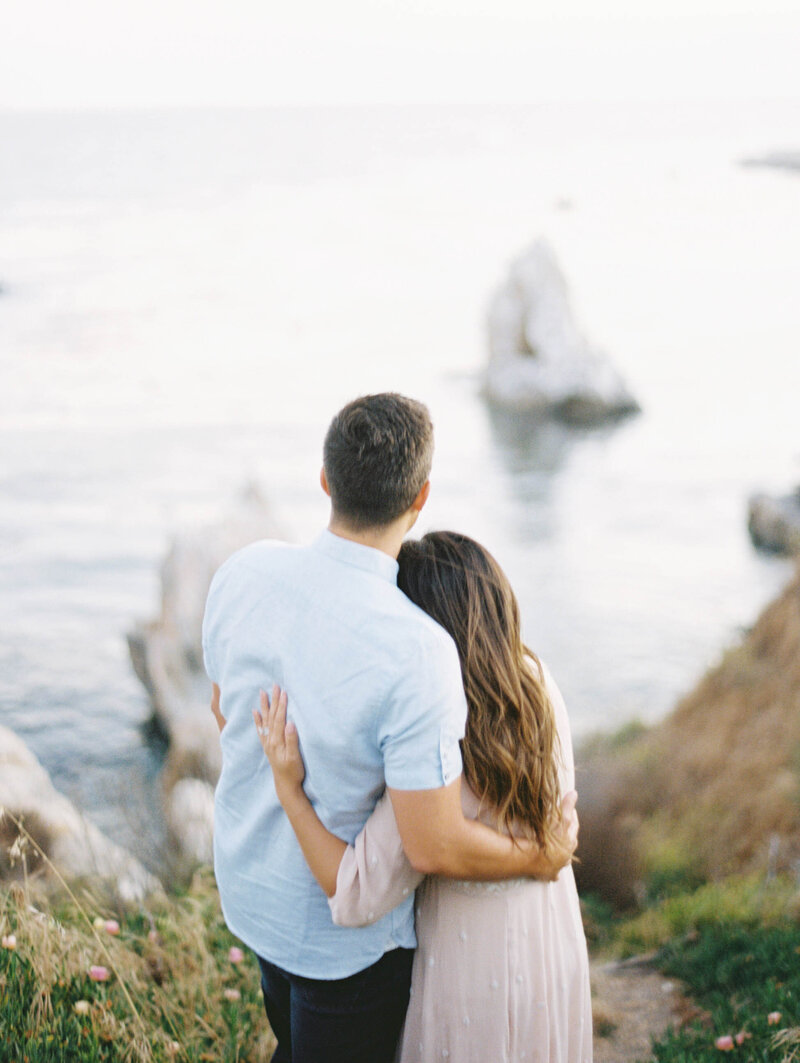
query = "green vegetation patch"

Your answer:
(616, 875), (798, 958)
(649, 923), (800, 1061)
(0, 870), (274, 1063)
(602, 876), (800, 1061)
